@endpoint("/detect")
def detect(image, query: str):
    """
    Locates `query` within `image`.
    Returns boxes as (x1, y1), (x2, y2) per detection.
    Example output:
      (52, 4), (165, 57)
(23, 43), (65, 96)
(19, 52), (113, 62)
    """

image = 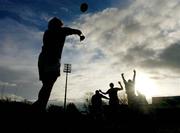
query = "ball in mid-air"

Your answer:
(80, 3), (88, 12)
